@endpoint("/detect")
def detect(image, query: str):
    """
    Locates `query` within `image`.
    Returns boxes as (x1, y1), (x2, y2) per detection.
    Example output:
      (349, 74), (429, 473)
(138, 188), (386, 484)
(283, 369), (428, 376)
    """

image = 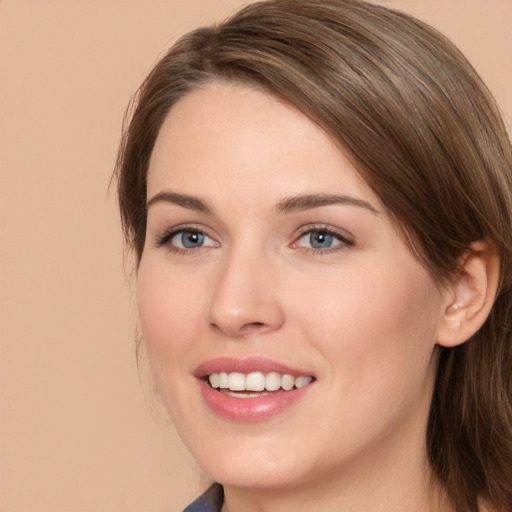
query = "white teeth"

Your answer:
(228, 372), (245, 391)
(209, 373), (220, 388)
(245, 371), (266, 391)
(265, 372), (281, 391)
(295, 376), (313, 389)
(281, 374), (295, 391)
(207, 371), (313, 392)
(218, 372), (229, 388)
